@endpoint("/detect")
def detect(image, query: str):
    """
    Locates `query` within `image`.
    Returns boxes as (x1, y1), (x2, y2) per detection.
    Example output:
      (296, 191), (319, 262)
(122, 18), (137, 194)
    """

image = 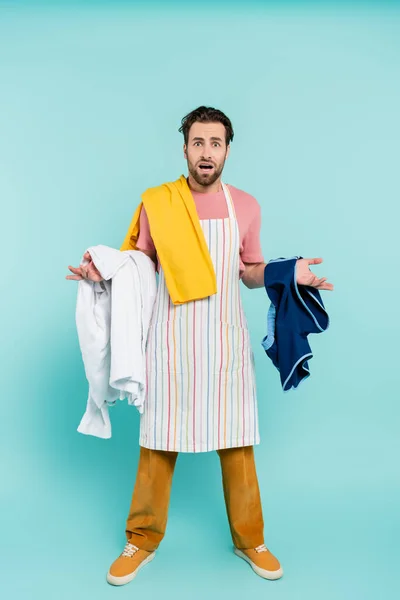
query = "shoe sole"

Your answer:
(106, 551), (156, 586)
(234, 548), (284, 580)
